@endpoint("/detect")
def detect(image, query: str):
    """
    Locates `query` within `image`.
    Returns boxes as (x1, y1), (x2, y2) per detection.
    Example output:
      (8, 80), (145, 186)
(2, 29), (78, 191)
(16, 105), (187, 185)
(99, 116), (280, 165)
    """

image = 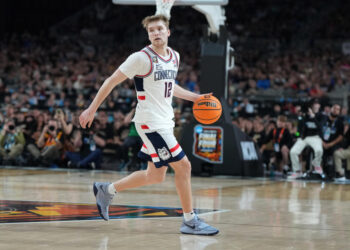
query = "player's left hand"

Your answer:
(79, 108), (95, 129)
(196, 92), (213, 102)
